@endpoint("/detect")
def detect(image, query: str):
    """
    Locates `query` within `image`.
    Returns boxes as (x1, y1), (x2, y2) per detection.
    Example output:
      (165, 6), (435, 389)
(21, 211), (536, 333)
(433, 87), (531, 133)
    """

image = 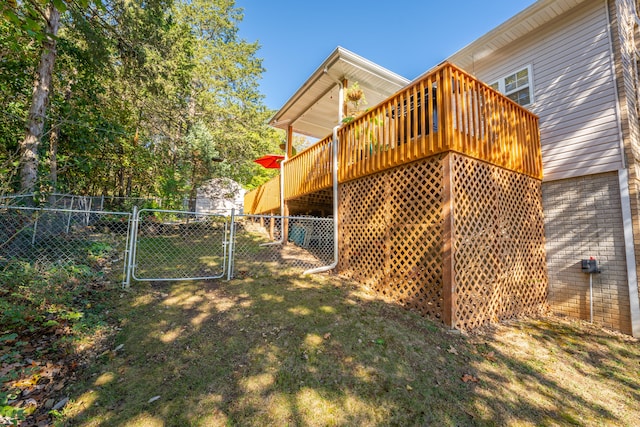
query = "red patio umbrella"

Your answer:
(254, 154), (284, 169)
